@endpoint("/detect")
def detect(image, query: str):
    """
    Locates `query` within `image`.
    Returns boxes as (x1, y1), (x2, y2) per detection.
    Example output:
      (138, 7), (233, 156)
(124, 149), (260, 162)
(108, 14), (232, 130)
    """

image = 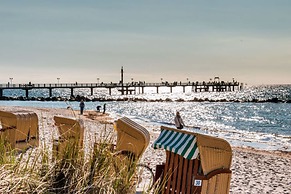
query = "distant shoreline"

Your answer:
(1, 95), (290, 103)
